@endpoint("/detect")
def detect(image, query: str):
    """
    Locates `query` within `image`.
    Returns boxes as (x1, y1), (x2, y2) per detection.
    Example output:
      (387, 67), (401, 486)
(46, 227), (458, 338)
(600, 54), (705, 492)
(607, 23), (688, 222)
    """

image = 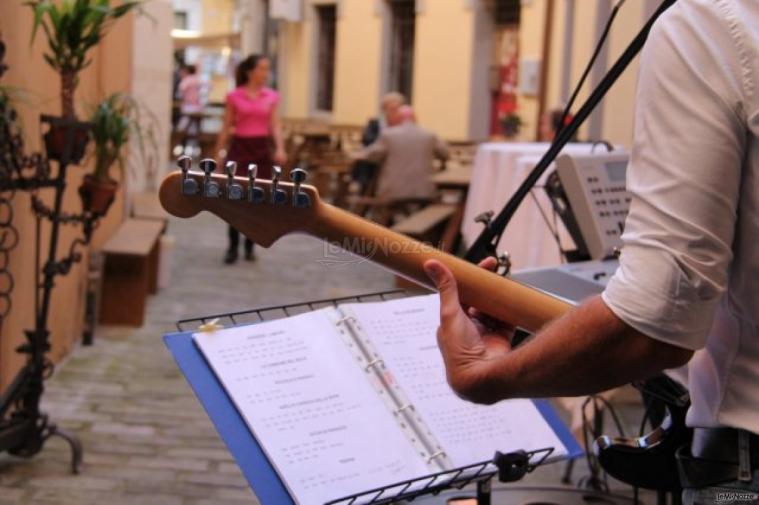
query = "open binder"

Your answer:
(165, 290), (581, 505)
